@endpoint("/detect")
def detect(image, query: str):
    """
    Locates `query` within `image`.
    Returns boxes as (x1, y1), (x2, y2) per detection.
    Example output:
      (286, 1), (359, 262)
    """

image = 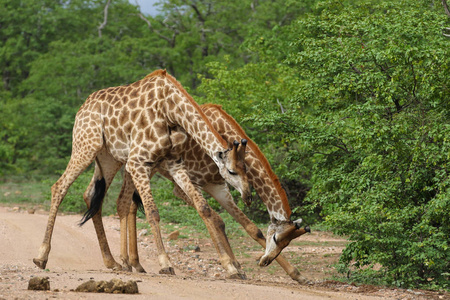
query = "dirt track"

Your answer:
(0, 206), (446, 299)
